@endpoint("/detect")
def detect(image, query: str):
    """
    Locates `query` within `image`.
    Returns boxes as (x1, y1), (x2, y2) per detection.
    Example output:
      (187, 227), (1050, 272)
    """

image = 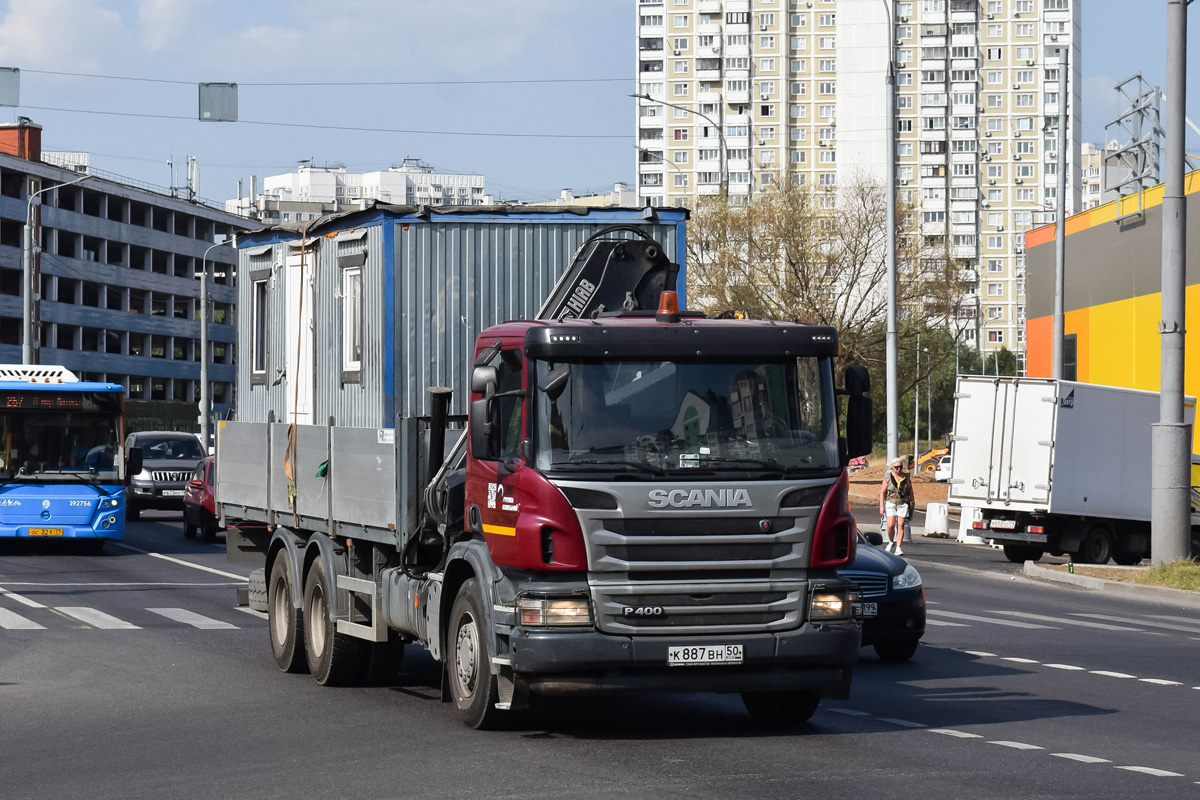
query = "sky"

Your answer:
(0, 0), (1197, 205)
